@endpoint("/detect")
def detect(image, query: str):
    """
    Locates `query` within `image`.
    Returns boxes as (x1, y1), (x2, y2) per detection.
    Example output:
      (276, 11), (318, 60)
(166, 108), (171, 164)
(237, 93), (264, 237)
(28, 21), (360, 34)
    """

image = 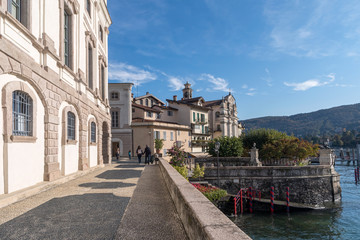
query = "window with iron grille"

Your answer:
(167, 111), (173, 116)
(91, 122), (96, 143)
(111, 111), (119, 128)
(12, 91), (33, 136)
(67, 112), (76, 140)
(146, 111), (152, 117)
